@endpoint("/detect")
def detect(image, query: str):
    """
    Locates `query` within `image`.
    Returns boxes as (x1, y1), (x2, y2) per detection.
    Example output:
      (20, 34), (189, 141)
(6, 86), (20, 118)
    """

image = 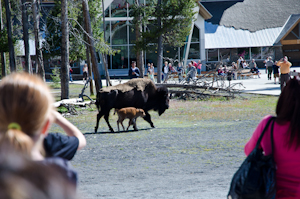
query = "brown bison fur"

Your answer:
(95, 78), (169, 132)
(114, 107), (146, 131)
(100, 78), (154, 93)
